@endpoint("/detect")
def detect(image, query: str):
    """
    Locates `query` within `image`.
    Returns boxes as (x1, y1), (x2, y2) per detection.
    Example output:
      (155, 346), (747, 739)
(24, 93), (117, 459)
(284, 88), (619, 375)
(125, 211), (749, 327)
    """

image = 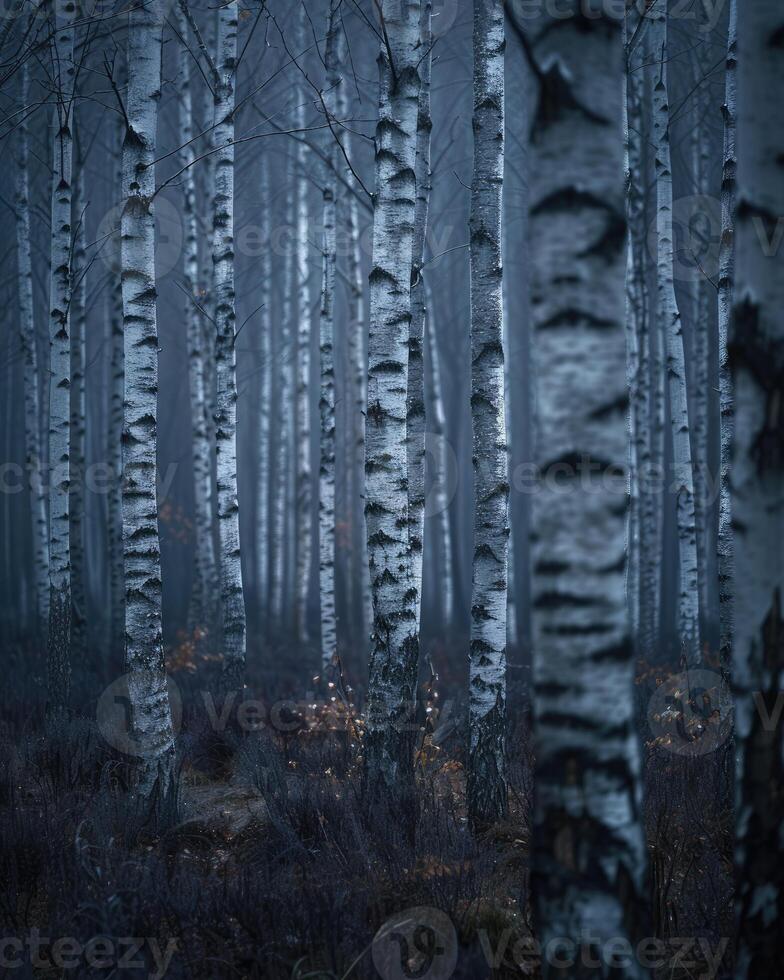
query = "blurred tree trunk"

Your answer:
(121, 0), (174, 791)
(467, 0), (507, 830)
(526, 3), (647, 964)
(731, 0), (784, 973)
(364, 0), (423, 795)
